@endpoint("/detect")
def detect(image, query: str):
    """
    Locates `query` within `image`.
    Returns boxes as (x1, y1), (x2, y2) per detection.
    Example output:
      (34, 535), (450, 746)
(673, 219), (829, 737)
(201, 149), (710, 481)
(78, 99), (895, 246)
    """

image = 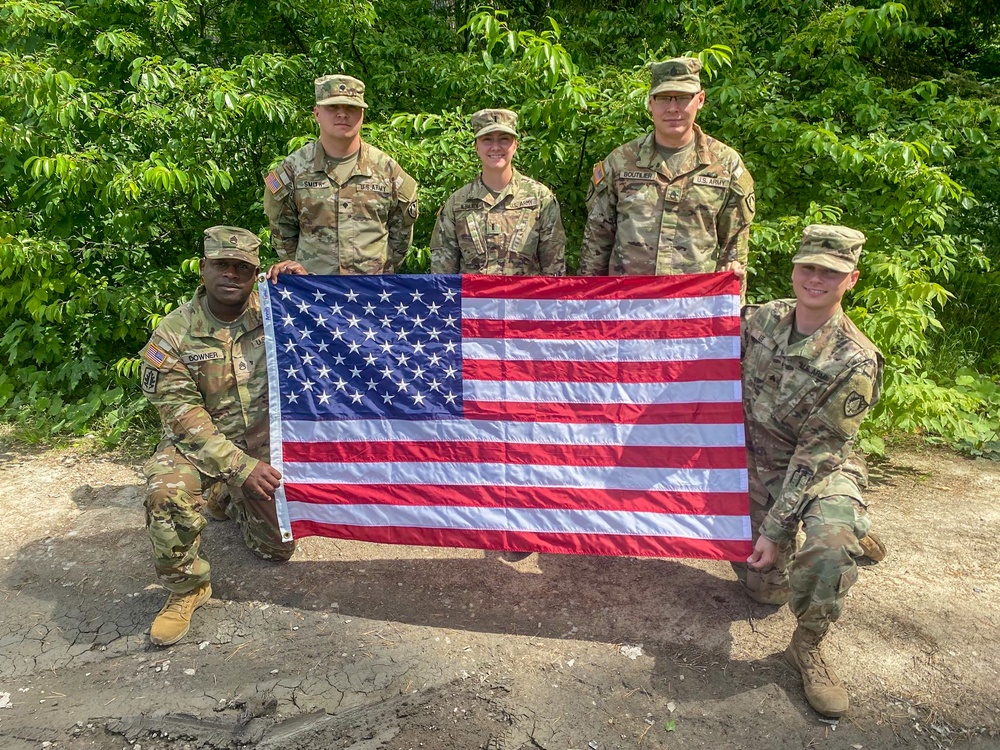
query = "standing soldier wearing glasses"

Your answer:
(579, 57), (755, 285)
